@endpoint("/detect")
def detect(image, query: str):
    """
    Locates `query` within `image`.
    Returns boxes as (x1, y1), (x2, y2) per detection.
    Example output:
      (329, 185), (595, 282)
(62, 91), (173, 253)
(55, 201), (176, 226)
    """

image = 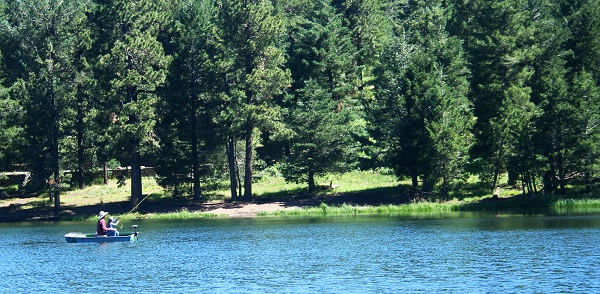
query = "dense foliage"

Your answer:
(1, 0), (599, 211)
